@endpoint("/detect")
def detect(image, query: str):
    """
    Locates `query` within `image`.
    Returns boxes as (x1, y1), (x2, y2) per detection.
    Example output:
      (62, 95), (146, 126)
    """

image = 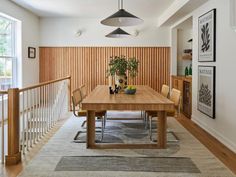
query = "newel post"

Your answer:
(5, 88), (21, 165)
